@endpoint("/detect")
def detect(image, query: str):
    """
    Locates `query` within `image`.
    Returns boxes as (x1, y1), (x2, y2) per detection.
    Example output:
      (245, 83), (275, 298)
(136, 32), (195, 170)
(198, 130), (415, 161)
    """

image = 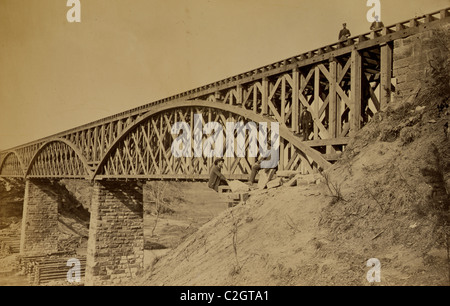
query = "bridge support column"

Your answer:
(20, 179), (59, 255)
(85, 181), (144, 286)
